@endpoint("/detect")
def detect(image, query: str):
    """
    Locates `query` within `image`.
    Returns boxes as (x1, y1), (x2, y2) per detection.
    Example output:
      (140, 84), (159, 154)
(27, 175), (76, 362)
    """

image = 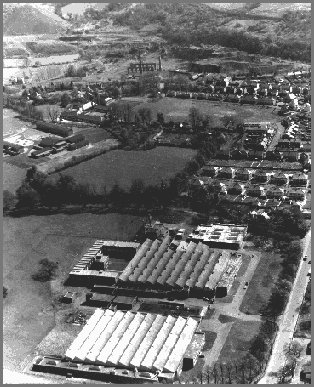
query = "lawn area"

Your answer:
(63, 146), (196, 192)
(239, 251), (283, 315)
(3, 162), (27, 193)
(133, 97), (278, 124)
(218, 320), (262, 362)
(3, 213), (143, 372)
